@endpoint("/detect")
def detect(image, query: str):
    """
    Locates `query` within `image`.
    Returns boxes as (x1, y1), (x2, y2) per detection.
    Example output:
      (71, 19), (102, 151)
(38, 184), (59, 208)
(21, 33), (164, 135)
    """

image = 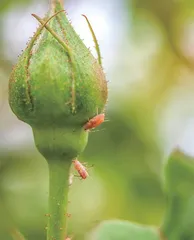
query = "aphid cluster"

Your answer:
(70, 113), (105, 181)
(68, 113), (105, 183)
